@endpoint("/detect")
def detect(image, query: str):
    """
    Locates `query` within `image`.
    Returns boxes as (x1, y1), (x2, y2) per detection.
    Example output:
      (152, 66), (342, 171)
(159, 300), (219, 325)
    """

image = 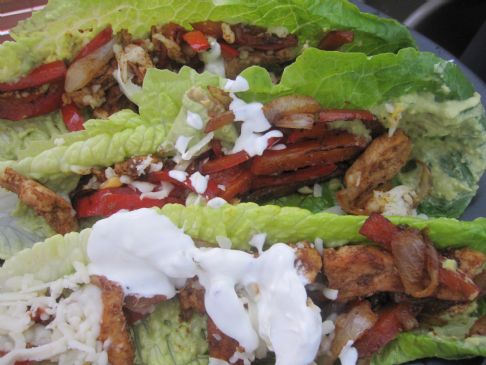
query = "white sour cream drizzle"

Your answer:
(87, 209), (322, 365)
(201, 37), (226, 77)
(229, 93), (283, 157)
